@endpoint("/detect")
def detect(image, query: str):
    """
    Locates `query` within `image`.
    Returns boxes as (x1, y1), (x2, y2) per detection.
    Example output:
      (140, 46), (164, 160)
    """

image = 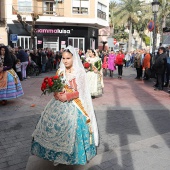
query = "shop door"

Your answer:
(90, 38), (95, 49)
(43, 37), (59, 51)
